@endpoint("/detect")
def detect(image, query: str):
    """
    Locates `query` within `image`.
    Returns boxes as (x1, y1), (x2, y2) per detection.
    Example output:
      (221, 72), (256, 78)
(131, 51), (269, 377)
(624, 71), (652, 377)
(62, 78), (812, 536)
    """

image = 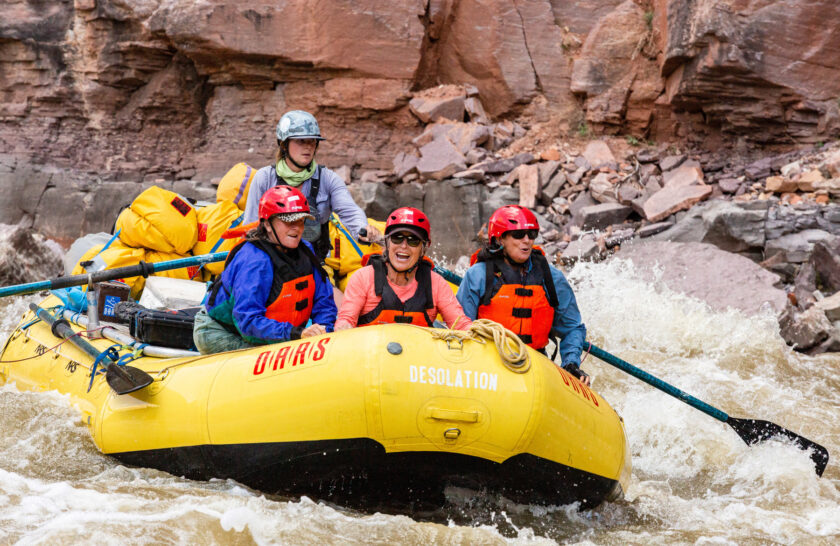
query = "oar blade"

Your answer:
(105, 364), (154, 395)
(727, 417), (829, 476)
